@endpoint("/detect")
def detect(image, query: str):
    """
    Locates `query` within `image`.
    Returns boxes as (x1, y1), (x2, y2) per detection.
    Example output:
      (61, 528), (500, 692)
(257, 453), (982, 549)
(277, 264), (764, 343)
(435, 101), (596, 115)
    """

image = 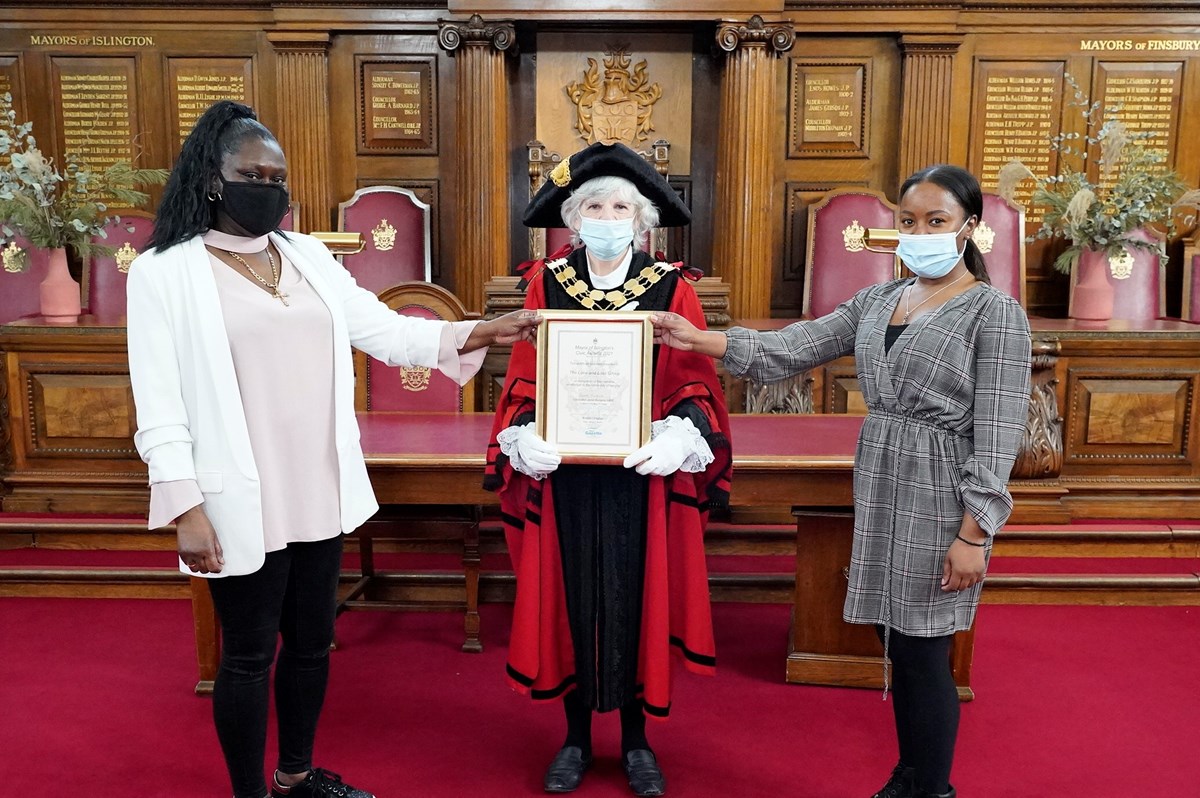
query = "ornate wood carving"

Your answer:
(897, 35), (961, 180)
(438, 15), (516, 312)
(1014, 340), (1063, 480)
(267, 32), (333, 234)
(744, 373), (814, 414)
(712, 16), (794, 321)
